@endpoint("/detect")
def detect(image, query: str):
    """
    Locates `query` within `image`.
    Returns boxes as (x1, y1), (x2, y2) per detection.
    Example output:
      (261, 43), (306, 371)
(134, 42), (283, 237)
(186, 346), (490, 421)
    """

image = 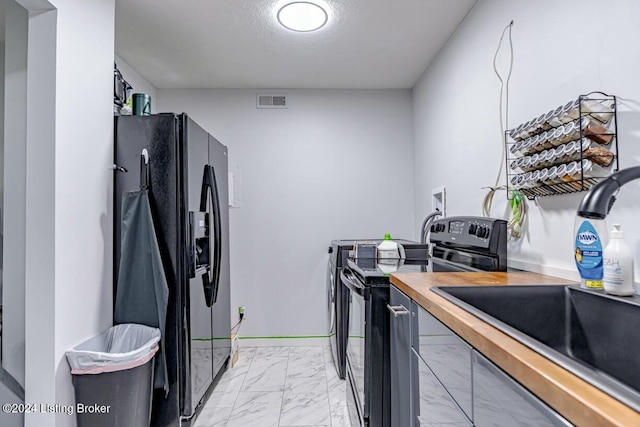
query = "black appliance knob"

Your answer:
(468, 224), (477, 234)
(475, 226), (485, 238)
(438, 223), (446, 232)
(483, 227), (491, 238)
(430, 224), (437, 232)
